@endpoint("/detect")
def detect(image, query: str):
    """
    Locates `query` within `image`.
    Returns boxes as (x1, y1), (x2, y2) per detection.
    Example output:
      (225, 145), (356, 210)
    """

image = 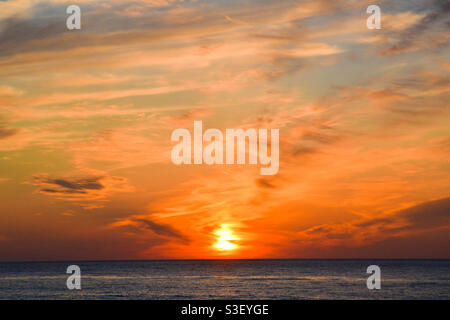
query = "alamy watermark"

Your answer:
(66, 265), (81, 290)
(171, 121), (279, 175)
(366, 265), (381, 289)
(66, 5), (81, 30)
(367, 5), (381, 29)
(65, 4), (380, 31)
